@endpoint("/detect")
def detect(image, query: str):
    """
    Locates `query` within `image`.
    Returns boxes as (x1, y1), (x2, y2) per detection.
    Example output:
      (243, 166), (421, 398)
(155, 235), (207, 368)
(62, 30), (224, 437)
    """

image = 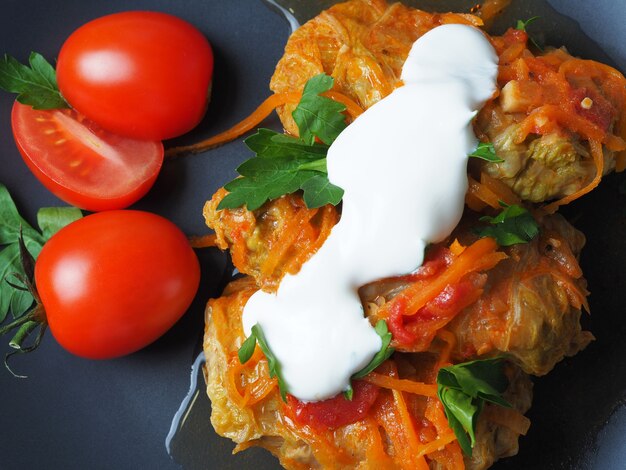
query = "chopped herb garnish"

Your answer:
(437, 357), (511, 456)
(218, 74), (347, 211)
(352, 320), (394, 379)
(238, 323), (288, 401)
(475, 201), (540, 246)
(515, 16), (540, 32)
(0, 53), (68, 109)
(515, 16), (543, 51)
(469, 141), (504, 163)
